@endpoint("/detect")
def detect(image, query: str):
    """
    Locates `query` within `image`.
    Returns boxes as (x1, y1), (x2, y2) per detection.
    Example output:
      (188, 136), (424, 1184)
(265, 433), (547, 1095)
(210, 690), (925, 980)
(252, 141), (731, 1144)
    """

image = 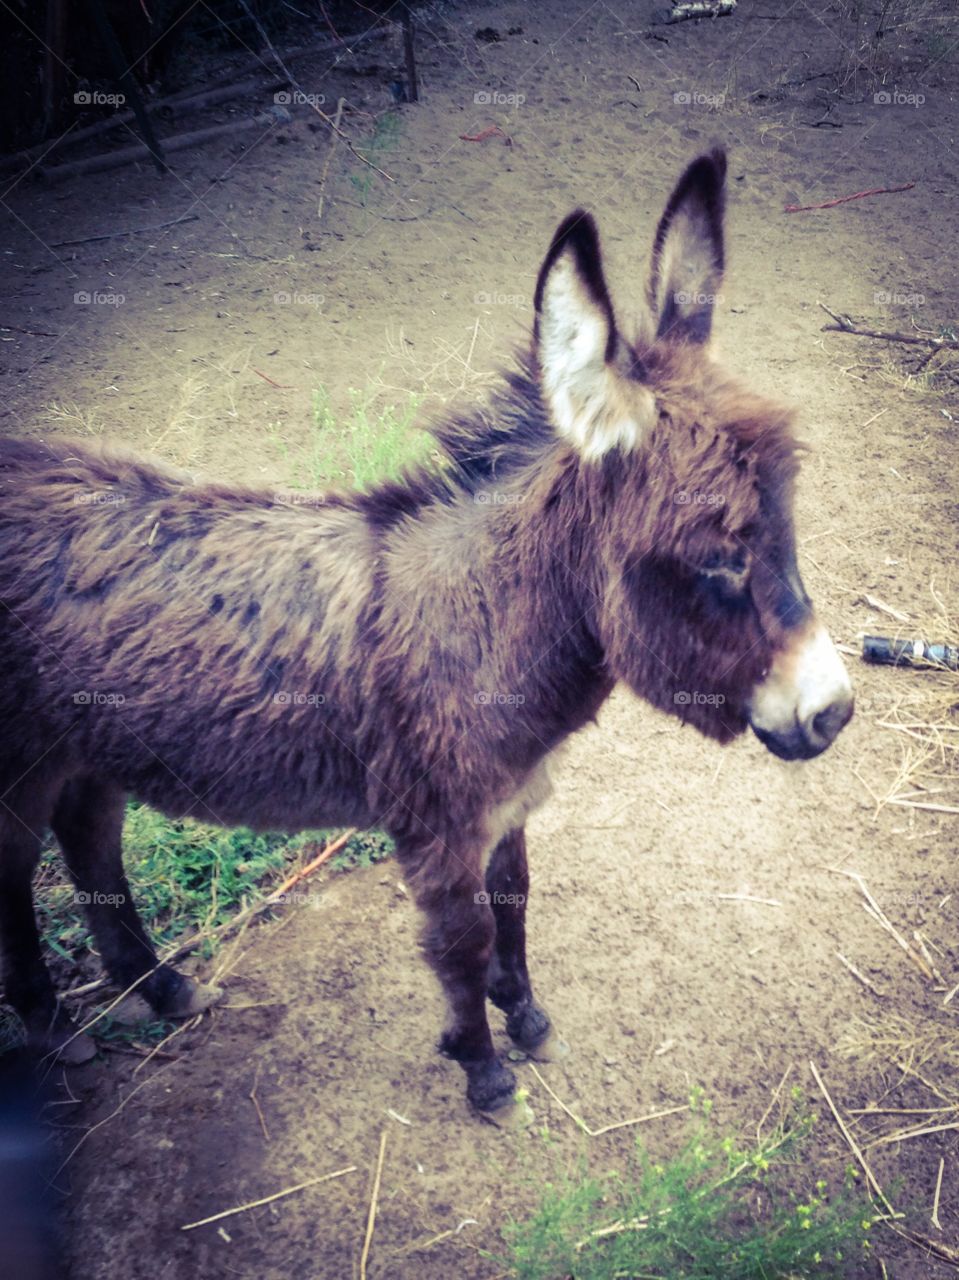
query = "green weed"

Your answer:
(273, 383), (431, 492)
(349, 110), (402, 206)
(501, 1090), (875, 1280)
